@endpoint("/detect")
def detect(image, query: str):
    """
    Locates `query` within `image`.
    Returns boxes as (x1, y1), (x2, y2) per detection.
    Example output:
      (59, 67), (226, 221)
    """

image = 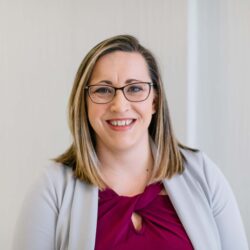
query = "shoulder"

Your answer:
(179, 147), (220, 177)
(179, 147), (226, 189)
(179, 147), (234, 214)
(13, 163), (80, 250)
(36, 161), (76, 191)
(40, 161), (75, 186)
(27, 162), (77, 211)
(179, 147), (226, 187)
